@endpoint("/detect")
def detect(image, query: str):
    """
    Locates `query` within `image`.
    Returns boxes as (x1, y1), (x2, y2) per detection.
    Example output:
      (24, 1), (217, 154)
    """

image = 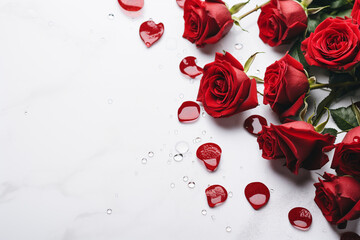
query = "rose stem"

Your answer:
(236, 1), (270, 21)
